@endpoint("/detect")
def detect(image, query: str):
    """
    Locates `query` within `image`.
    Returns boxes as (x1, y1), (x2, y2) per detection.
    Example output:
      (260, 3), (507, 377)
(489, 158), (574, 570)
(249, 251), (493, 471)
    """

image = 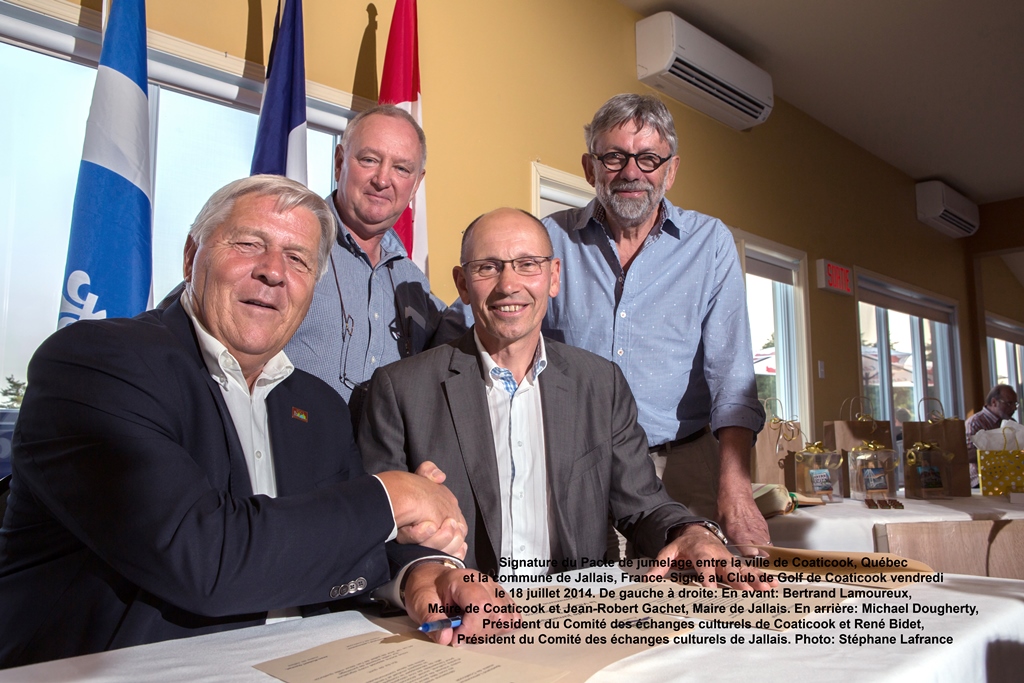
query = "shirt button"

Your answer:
(620, 311), (626, 318)
(520, 545), (526, 552)
(371, 356), (377, 363)
(374, 312), (379, 320)
(617, 348), (624, 356)
(255, 450), (262, 460)
(517, 440), (523, 447)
